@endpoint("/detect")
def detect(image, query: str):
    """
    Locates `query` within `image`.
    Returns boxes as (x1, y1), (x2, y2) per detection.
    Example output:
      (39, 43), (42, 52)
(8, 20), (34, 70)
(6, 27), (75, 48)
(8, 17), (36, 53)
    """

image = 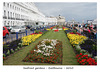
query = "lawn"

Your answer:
(3, 30), (79, 65)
